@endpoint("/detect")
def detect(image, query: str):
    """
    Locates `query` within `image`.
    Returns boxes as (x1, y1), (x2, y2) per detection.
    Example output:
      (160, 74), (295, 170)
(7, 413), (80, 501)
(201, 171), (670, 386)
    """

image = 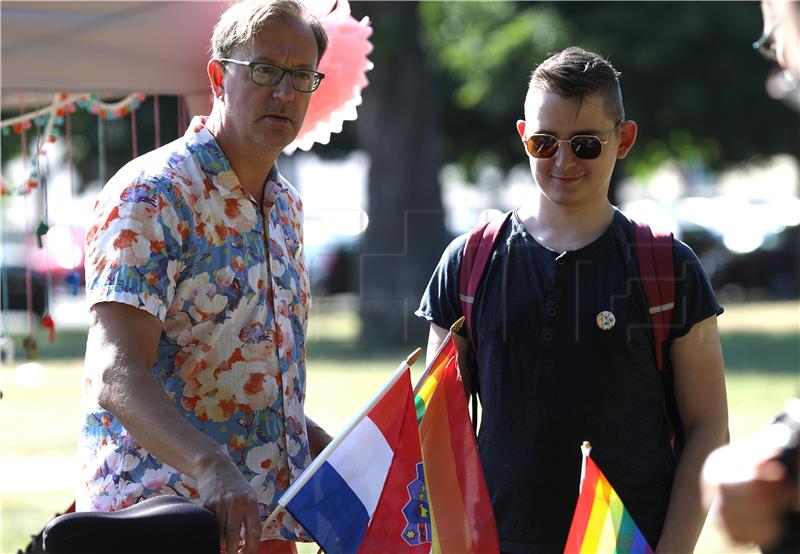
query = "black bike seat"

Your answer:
(43, 495), (220, 554)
